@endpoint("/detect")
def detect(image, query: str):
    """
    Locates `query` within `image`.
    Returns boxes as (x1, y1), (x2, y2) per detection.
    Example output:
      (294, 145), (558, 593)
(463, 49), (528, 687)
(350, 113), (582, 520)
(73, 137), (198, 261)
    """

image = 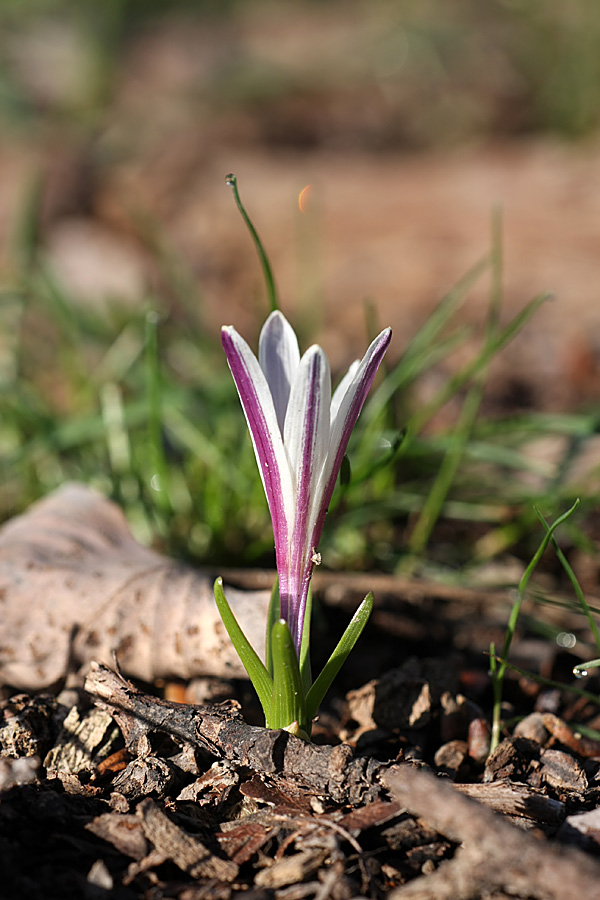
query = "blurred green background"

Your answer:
(2, 0), (600, 585)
